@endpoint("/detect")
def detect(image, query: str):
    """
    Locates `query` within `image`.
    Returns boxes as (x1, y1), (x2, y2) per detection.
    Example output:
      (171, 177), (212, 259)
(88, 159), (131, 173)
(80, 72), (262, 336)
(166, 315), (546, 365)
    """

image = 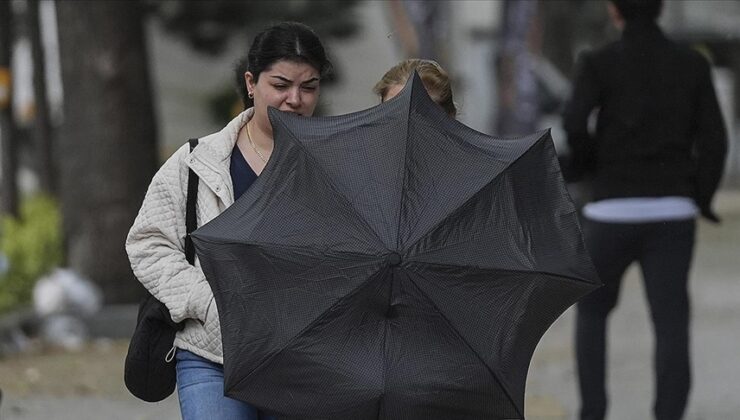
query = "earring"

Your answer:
(248, 91), (254, 99)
